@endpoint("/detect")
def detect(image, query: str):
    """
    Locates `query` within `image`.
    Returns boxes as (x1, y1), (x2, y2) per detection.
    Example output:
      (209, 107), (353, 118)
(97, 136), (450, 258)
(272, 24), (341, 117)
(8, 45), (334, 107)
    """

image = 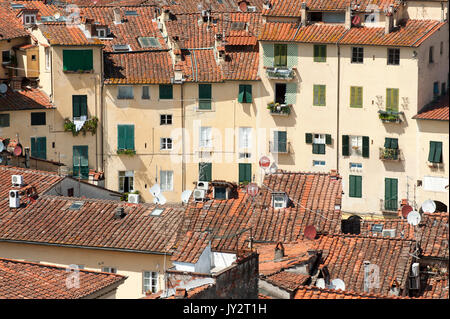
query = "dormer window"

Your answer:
(113, 44), (131, 52)
(97, 28), (107, 38)
(213, 186), (227, 200)
(272, 192), (288, 209)
(23, 14), (36, 25)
